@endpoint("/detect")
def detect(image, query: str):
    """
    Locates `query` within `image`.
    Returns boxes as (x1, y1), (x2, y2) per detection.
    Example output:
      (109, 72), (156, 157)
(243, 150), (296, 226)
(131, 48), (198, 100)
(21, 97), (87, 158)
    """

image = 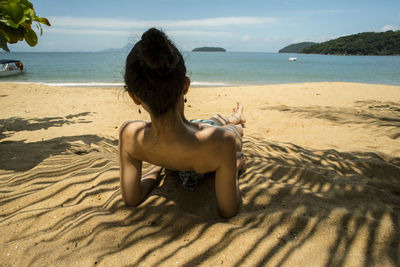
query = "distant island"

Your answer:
(192, 47), (226, 52)
(302, 31), (400, 55)
(100, 43), (133, 53)
(279, 42), (317, 53)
